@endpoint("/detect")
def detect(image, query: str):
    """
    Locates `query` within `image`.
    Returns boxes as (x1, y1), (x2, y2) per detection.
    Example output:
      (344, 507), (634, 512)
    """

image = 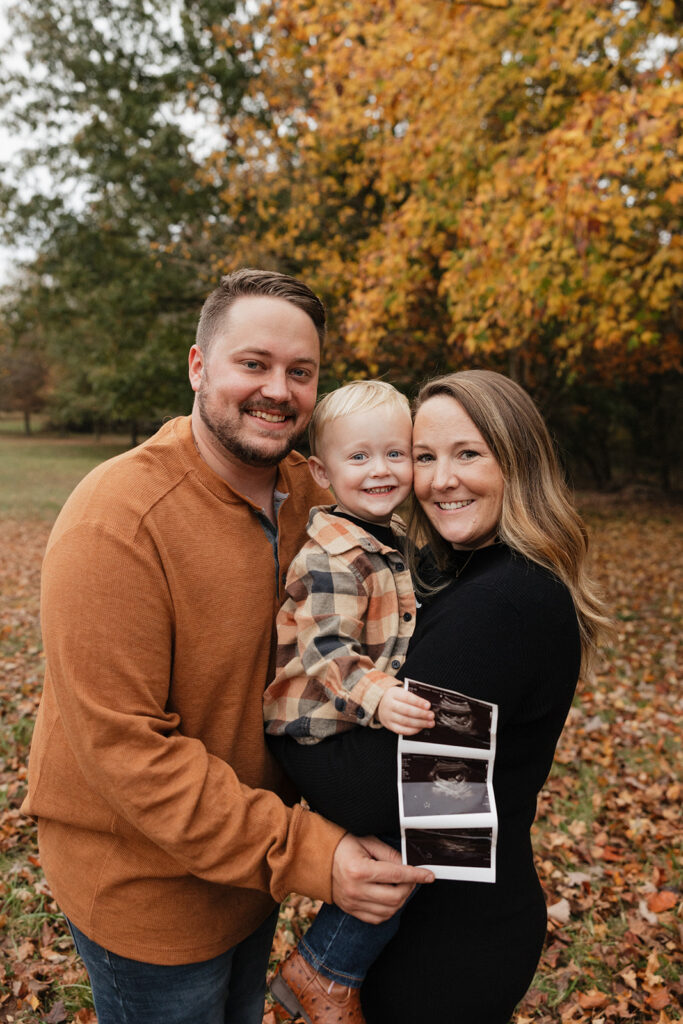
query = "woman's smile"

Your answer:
(434, 499), (474, 510)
